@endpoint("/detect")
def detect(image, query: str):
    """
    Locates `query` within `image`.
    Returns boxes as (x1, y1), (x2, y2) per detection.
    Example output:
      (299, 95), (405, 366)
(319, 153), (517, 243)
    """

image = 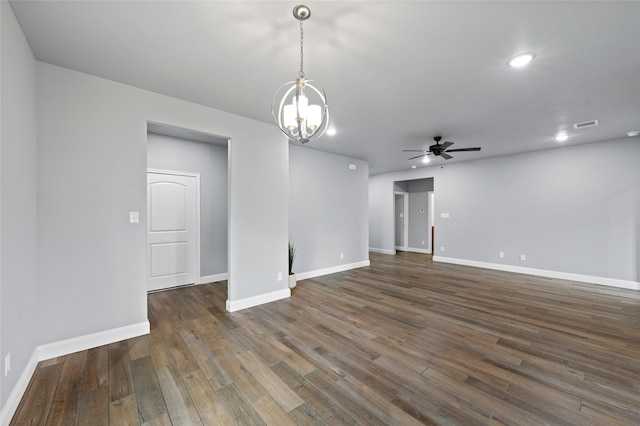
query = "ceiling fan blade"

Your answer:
(445, 147), (481, 152)
(408, 153), (429, 160)
(440, 152), (453, 160)
(440, 141), (454, 150)
(402, 149), (429, 152)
